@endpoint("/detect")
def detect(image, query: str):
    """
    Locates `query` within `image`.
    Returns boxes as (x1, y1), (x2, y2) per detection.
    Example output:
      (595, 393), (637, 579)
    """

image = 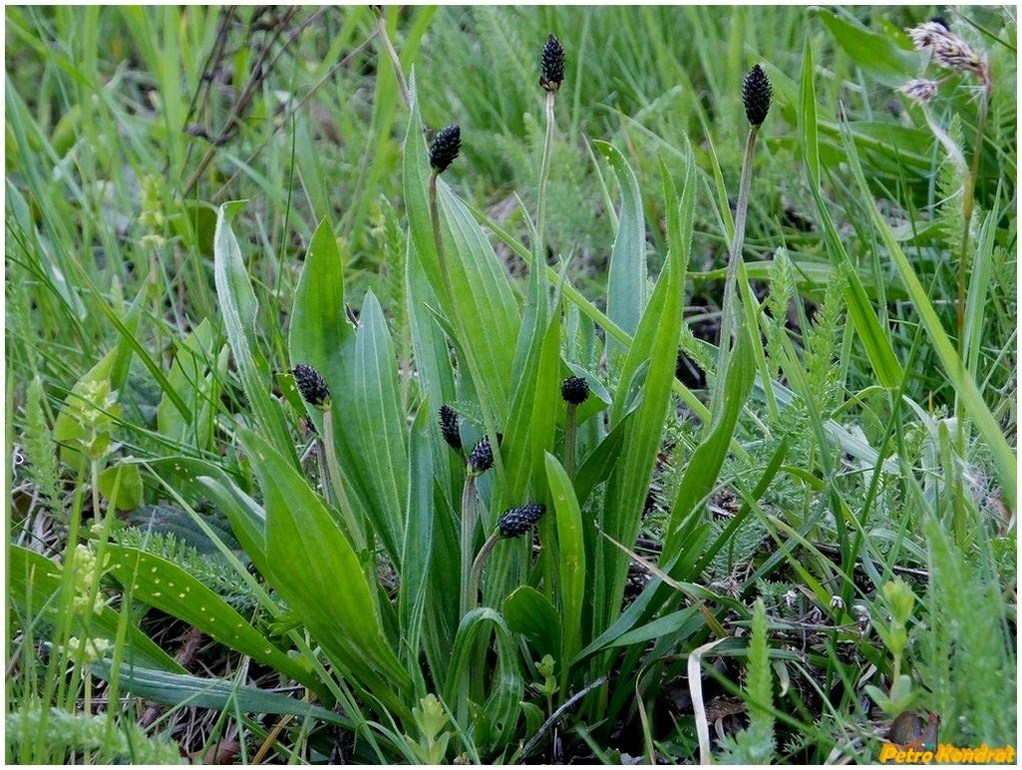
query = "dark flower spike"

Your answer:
(540, 34), (565, 92)
(429, 124), (461, 173)
(497, 503), (547, 538)
(468, 436), (493, 475)
(561, 376), (590, 405)
(742, 64), (772, 127)
(439, 404), (462, 450)
(292, 364), (331, 410)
